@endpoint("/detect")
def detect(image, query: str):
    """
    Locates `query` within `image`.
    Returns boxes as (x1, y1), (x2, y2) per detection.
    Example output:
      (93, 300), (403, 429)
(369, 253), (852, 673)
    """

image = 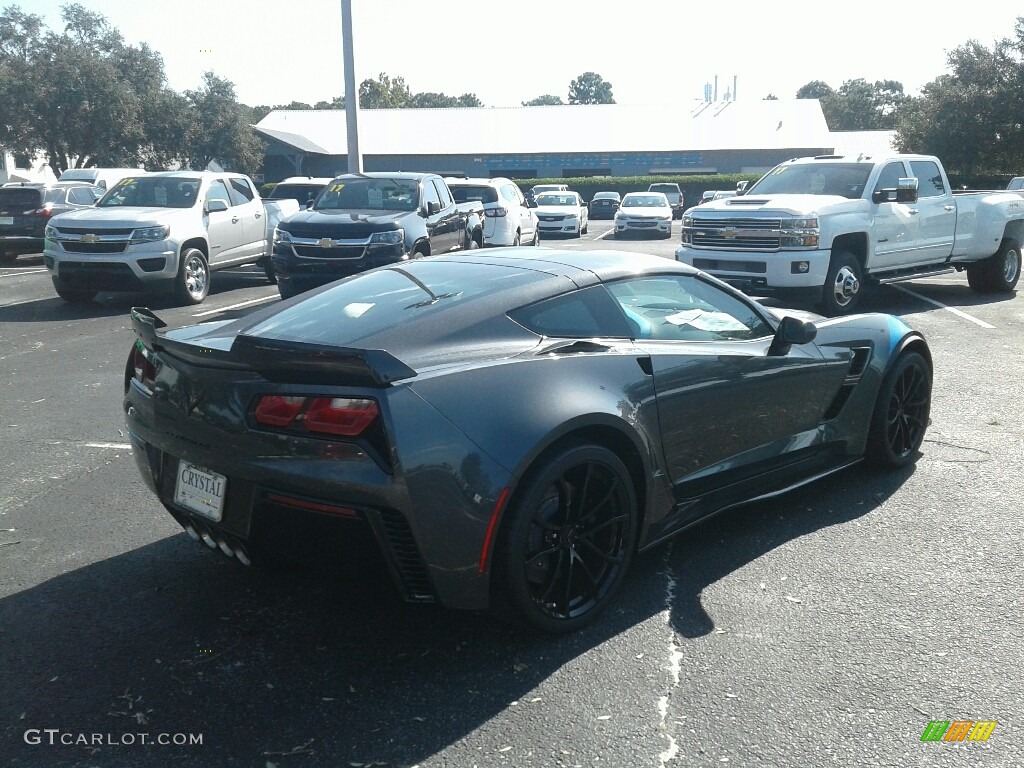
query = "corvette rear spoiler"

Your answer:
(130, 307), (416, 387)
